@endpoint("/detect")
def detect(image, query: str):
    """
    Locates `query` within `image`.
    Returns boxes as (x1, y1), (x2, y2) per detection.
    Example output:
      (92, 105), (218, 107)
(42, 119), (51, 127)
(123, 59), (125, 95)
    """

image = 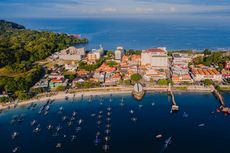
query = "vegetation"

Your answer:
(0, 20), (88, 99)
(0, 65), (43, 98)
(15, 91), (31, 100)
(203, 79), (213, 86)
(105, 50), (115, 59)
(0, 20), (25, 31)
(193, 51), (229, 71)
(131, 73), (142, 82)
(75, 81), (100, 88)
(157, 79), (170, 85)
(175, 86), (187, 90)
(55, 86), (66, 91)
(125, 49), (141, 55)
(106, 61), (118, 67)
(0, 20), (88, 69)
(78, 58), (105, 71)
(0, 96), (10, 103)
